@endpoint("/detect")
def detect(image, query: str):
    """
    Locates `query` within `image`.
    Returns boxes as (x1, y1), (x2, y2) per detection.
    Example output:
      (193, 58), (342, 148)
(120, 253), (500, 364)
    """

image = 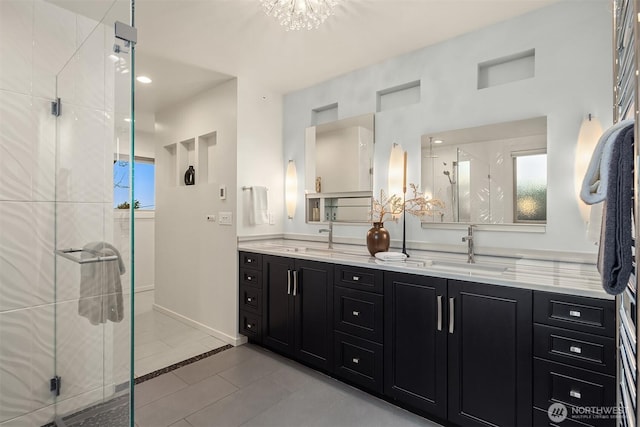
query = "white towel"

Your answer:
(374, 251), (407, 261)
(250, 186), (269, 225)
(580, 119), (634, 204)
